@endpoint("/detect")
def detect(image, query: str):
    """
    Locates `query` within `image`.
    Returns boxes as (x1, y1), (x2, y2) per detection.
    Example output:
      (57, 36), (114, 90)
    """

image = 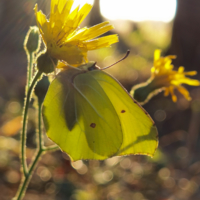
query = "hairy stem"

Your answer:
(14, 149), (43, 200)
(15, 96), (58, 200)
(43, 144), (59, 151)
(27, 53), (34, 90)
(15, 95), (43, 200)
(21, 71), (42, 176)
